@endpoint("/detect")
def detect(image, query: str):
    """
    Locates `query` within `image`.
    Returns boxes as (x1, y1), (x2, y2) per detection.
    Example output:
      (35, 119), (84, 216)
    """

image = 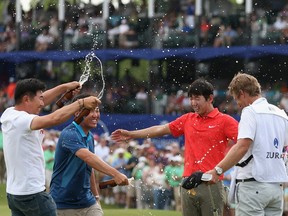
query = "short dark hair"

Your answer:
(187, 78), (214, 100)
(14, 78), (46, 104)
